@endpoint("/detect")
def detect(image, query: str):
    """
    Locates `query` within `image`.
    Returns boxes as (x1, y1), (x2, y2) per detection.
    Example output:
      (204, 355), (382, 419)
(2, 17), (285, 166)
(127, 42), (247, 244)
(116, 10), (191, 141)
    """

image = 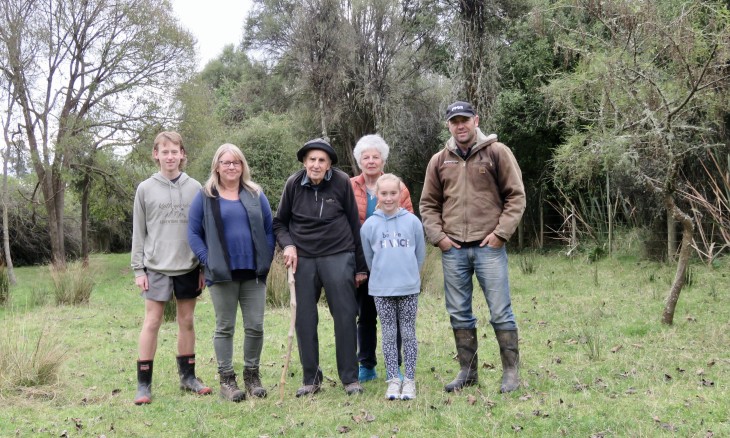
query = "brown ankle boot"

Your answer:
(444, 328), (478, 392)
(495, 329), (520, 393)
(219, 371), (246, 402)
(243, 367), (267, 398)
